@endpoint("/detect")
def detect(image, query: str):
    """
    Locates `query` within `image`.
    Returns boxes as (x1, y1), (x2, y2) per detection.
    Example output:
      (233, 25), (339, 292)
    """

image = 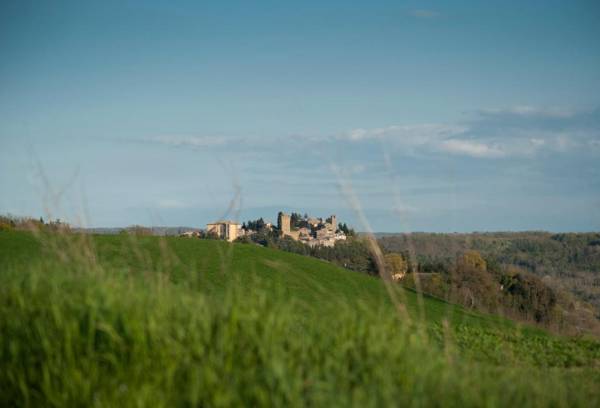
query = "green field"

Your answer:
(1, 230), (599, 406)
